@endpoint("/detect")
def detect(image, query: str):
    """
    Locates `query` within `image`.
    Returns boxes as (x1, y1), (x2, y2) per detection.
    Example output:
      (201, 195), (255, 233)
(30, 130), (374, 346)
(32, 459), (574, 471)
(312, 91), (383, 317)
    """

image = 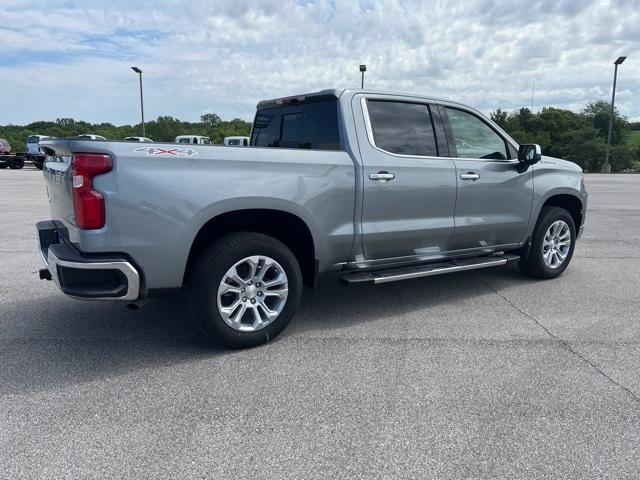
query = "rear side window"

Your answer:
(27, 136), (40, 143)
(366, 100), (438, 156)
(250, 99), (341, 150)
